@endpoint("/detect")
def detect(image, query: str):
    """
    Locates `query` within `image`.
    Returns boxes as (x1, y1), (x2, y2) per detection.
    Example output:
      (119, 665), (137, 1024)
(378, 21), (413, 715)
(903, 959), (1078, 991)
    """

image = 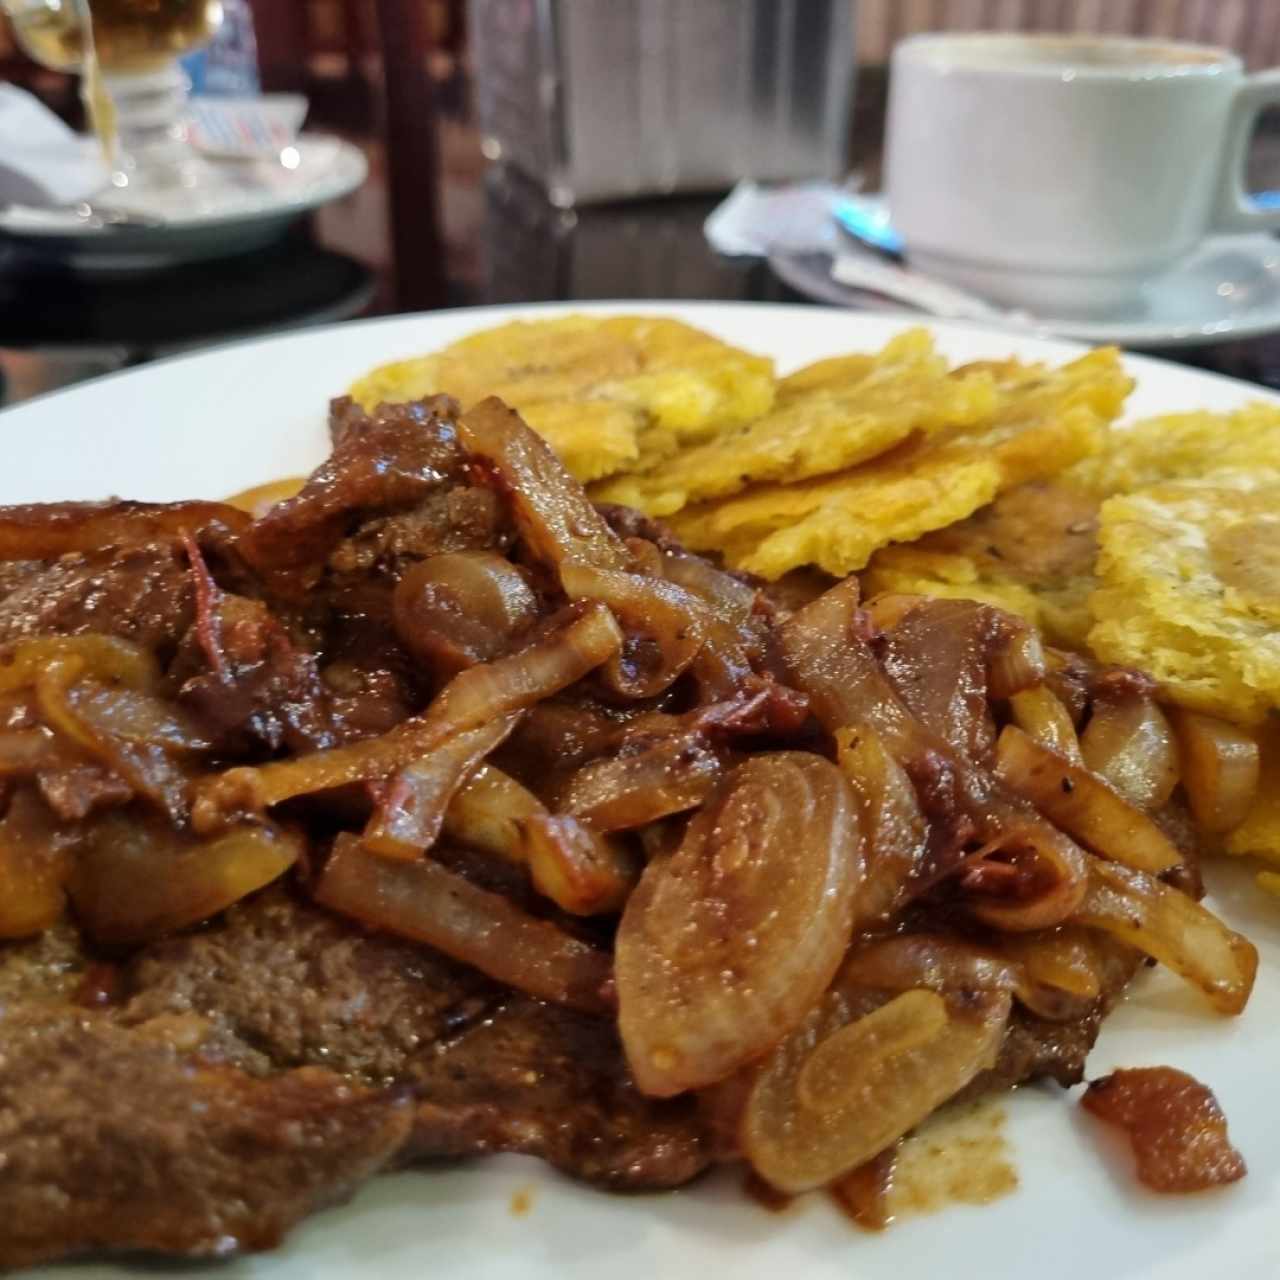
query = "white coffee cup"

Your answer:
(885, 33), (1280, 315)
